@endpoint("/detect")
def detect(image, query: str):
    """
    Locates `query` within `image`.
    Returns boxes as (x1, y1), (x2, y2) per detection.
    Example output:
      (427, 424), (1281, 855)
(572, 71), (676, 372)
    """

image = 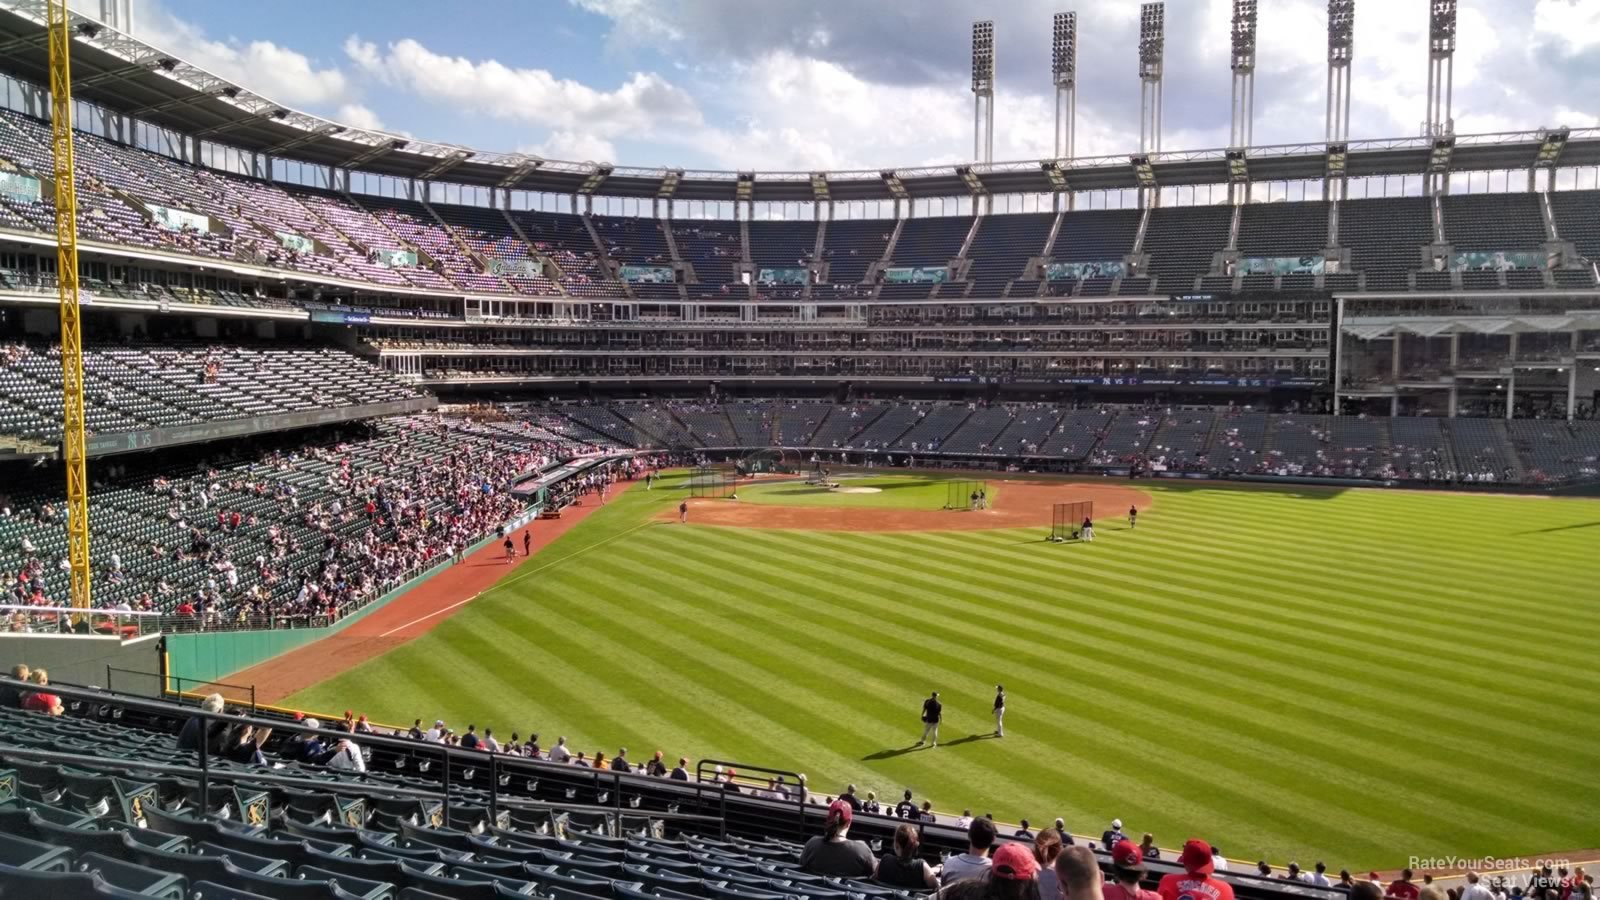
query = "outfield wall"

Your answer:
(0, 632), (162, 693)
